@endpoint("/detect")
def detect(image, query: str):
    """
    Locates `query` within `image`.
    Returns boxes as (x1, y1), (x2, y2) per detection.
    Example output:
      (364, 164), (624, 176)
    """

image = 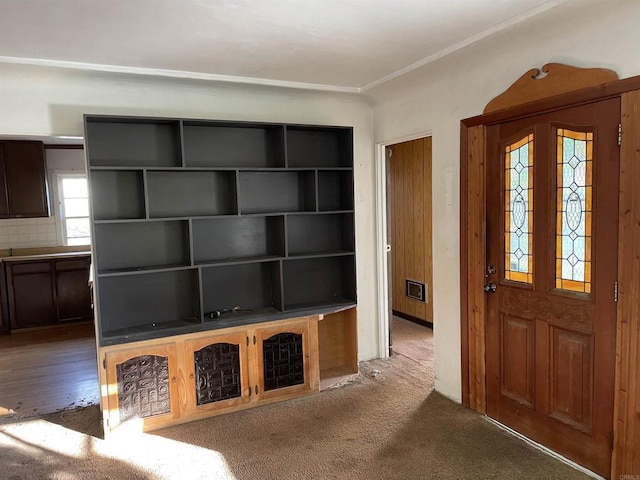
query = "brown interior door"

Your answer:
(485, 99), (620, 477)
